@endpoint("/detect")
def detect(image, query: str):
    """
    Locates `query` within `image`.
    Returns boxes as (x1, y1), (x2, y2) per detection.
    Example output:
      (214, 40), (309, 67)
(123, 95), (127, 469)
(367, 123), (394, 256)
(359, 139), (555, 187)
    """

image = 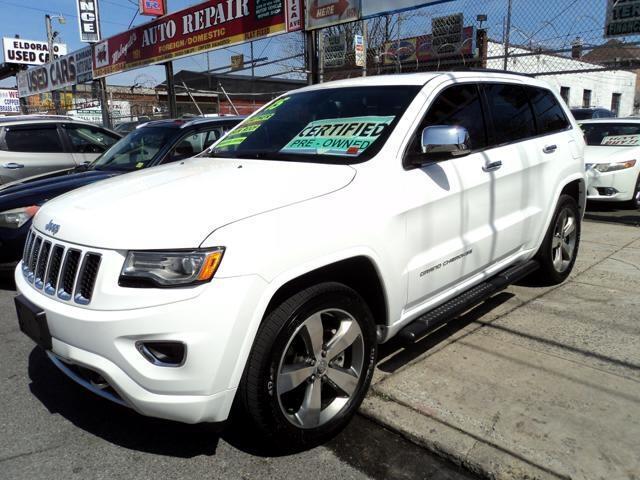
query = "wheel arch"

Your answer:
(534, 174), (586, 255)
(263, 255), (389, 332)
